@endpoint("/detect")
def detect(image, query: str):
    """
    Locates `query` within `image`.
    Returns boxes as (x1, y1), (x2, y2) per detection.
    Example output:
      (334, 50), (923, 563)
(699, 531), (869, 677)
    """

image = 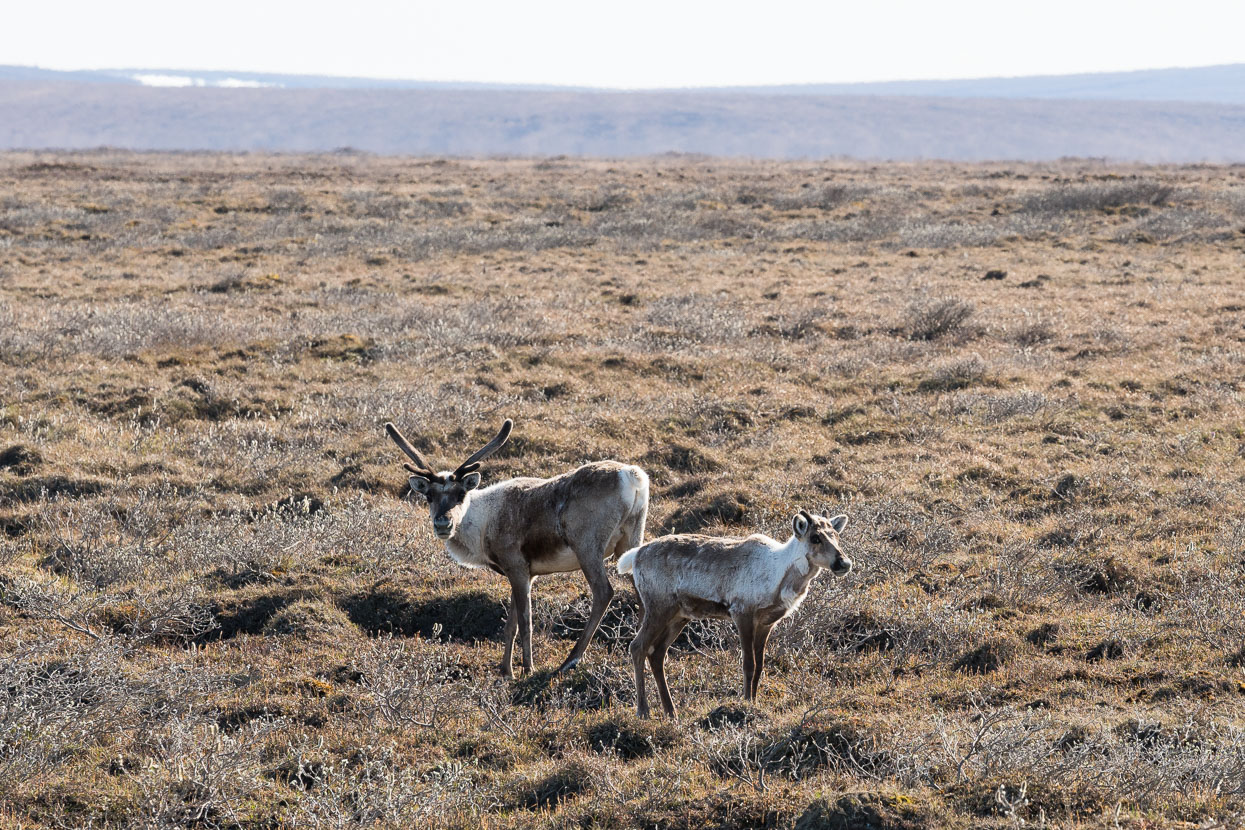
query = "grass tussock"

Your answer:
(262, 599), (359, 640)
